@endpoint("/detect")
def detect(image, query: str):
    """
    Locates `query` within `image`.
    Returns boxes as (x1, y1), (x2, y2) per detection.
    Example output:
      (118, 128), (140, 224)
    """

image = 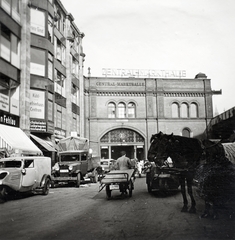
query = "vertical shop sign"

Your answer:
(30, 90), (45, 119)
(0, 93), (9, 112)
